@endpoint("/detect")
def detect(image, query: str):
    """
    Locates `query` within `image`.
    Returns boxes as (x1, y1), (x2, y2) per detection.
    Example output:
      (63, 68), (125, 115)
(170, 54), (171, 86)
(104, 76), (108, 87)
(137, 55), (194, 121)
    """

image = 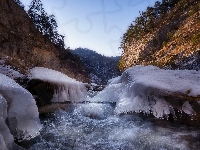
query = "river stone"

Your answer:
(38, 103), (68, 114)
